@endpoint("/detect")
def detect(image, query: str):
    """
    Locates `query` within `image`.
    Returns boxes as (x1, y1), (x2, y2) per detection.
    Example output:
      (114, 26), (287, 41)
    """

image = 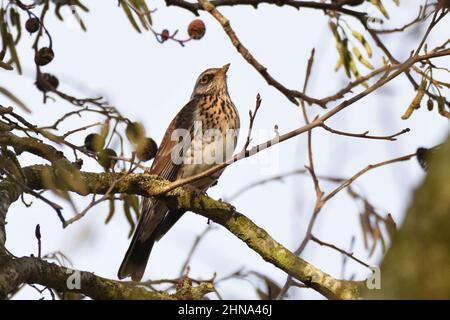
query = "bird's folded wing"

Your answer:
(137, 97), (199, 242)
